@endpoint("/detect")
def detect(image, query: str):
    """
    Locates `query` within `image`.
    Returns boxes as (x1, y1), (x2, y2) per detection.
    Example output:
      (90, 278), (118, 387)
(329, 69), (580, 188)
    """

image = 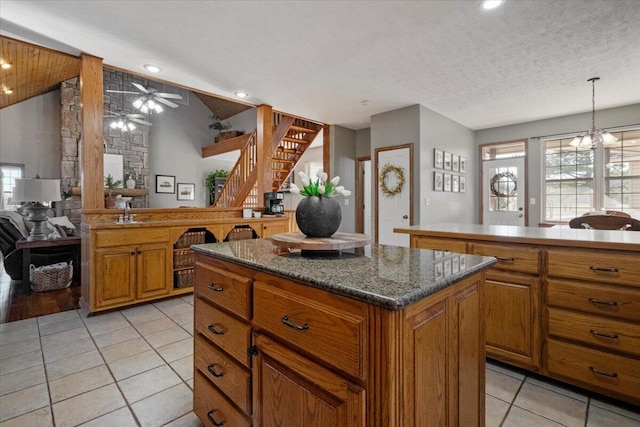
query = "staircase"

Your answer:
(212, 112), (323, 208)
